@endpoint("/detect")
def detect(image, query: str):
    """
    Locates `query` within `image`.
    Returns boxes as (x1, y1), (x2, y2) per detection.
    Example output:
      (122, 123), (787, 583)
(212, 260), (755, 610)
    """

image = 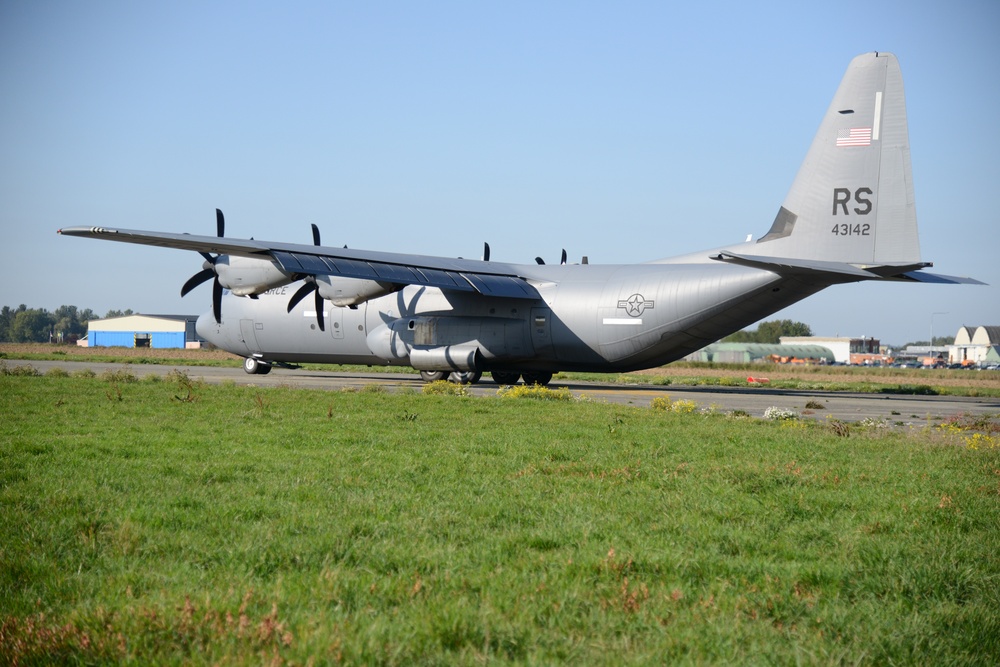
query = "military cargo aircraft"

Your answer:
(60, 52), (980, 384)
